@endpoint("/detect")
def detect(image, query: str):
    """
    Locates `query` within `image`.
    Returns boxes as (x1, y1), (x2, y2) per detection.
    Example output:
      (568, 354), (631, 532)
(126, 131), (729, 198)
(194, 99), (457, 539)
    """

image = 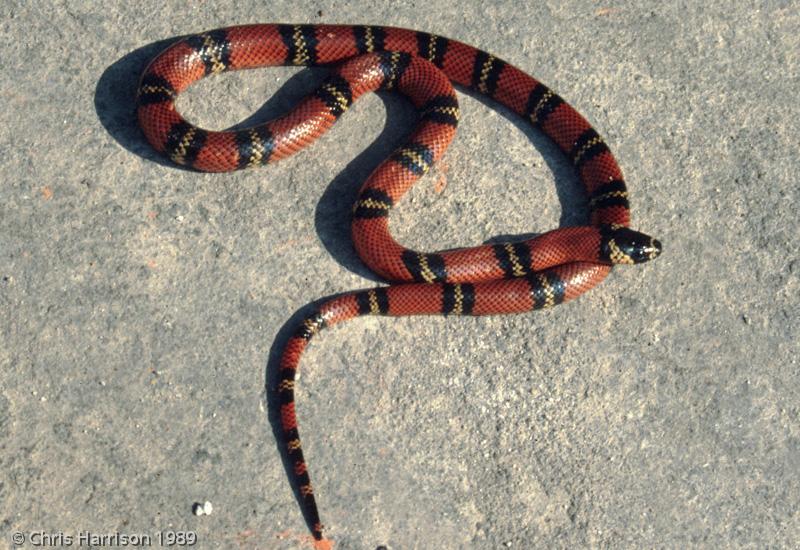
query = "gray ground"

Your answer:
(1, 1), (798, 549)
